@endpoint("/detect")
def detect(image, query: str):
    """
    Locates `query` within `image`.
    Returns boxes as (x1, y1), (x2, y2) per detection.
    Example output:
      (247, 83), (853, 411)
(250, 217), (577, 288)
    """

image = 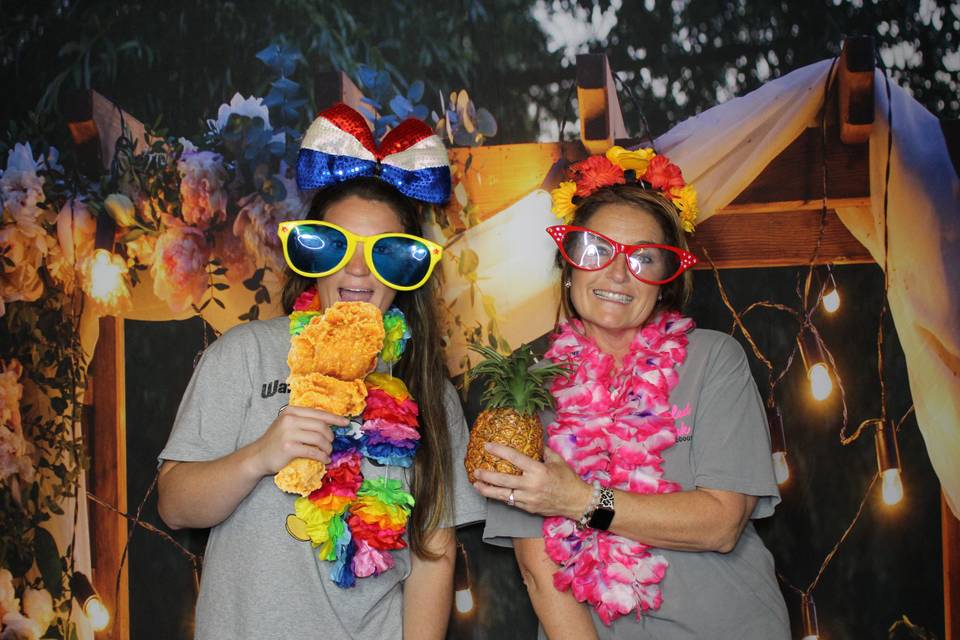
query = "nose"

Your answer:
(604, 252), (630, 283)
(344, 242), (371, 276)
